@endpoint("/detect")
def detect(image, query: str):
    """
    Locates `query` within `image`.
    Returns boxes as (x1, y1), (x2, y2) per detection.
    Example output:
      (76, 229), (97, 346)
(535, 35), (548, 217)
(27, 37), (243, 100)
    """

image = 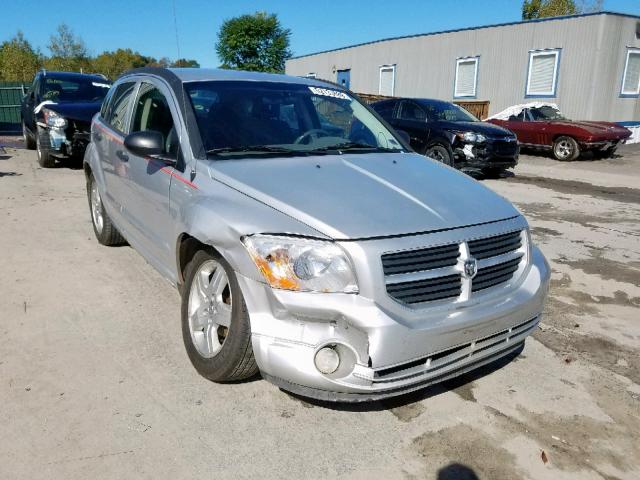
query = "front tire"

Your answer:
(87, 172), (126, 246)
(23, 121), (36, 150)
(181, 250), (258, 382)
(553, 136), (580, 161)
(425, 144), (454, 166)
(36, 127), (55, 167)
